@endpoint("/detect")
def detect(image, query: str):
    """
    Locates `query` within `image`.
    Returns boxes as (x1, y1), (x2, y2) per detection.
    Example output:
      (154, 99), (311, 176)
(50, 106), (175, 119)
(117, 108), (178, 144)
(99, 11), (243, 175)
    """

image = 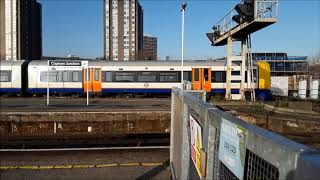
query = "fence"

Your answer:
(170, 87), (320, 180)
